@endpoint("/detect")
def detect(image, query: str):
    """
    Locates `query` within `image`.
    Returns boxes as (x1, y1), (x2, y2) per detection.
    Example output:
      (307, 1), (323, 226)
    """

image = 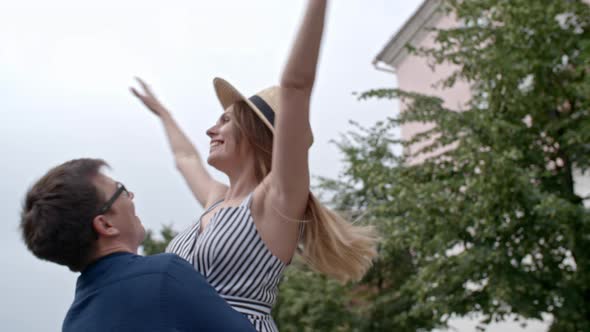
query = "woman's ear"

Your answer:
(92, 215), (120, 237)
